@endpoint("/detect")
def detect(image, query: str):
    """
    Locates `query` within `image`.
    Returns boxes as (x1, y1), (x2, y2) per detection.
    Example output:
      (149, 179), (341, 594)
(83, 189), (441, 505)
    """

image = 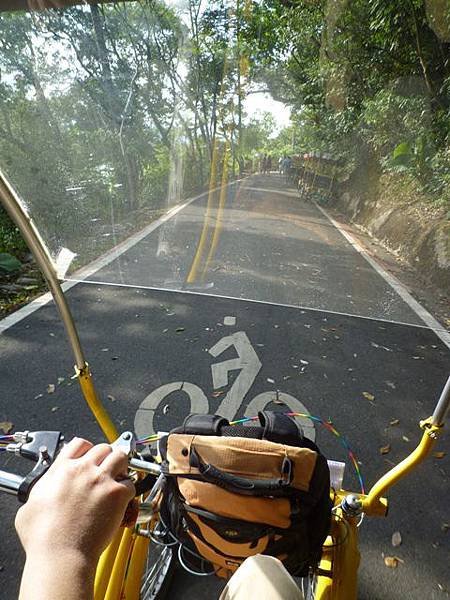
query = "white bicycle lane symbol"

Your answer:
(134, 327), (315, 441)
